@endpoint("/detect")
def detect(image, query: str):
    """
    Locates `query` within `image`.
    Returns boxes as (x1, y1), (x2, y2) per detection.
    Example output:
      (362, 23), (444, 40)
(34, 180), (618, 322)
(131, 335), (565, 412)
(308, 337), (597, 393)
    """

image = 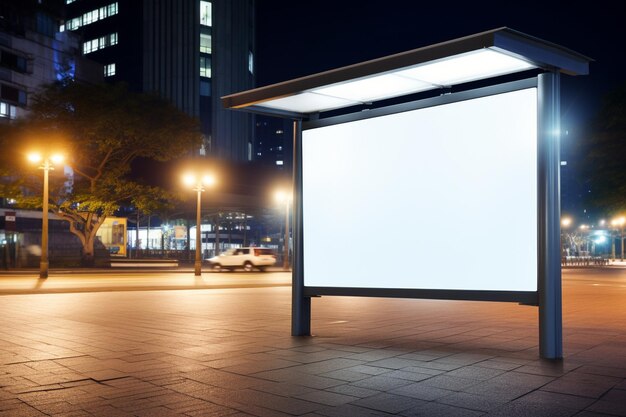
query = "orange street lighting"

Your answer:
(275, 189), (292, 271)
(561, 217), (572, 228)
(28, 152), (64, 278)
(183, 172), (216, 276)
